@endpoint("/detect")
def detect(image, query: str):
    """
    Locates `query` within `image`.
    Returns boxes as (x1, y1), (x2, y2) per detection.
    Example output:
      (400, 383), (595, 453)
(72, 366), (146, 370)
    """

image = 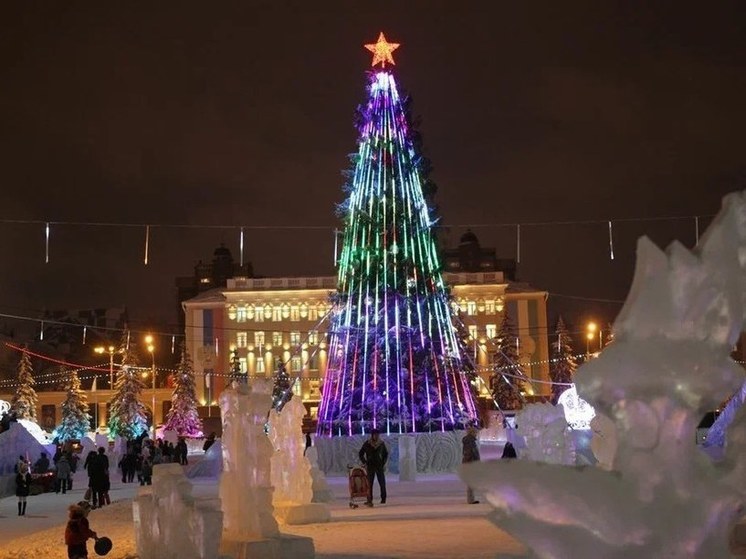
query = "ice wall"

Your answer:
(0, 422), (55, 474)
(461, 191), (746, 558)
(515, 403), (575, 465)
